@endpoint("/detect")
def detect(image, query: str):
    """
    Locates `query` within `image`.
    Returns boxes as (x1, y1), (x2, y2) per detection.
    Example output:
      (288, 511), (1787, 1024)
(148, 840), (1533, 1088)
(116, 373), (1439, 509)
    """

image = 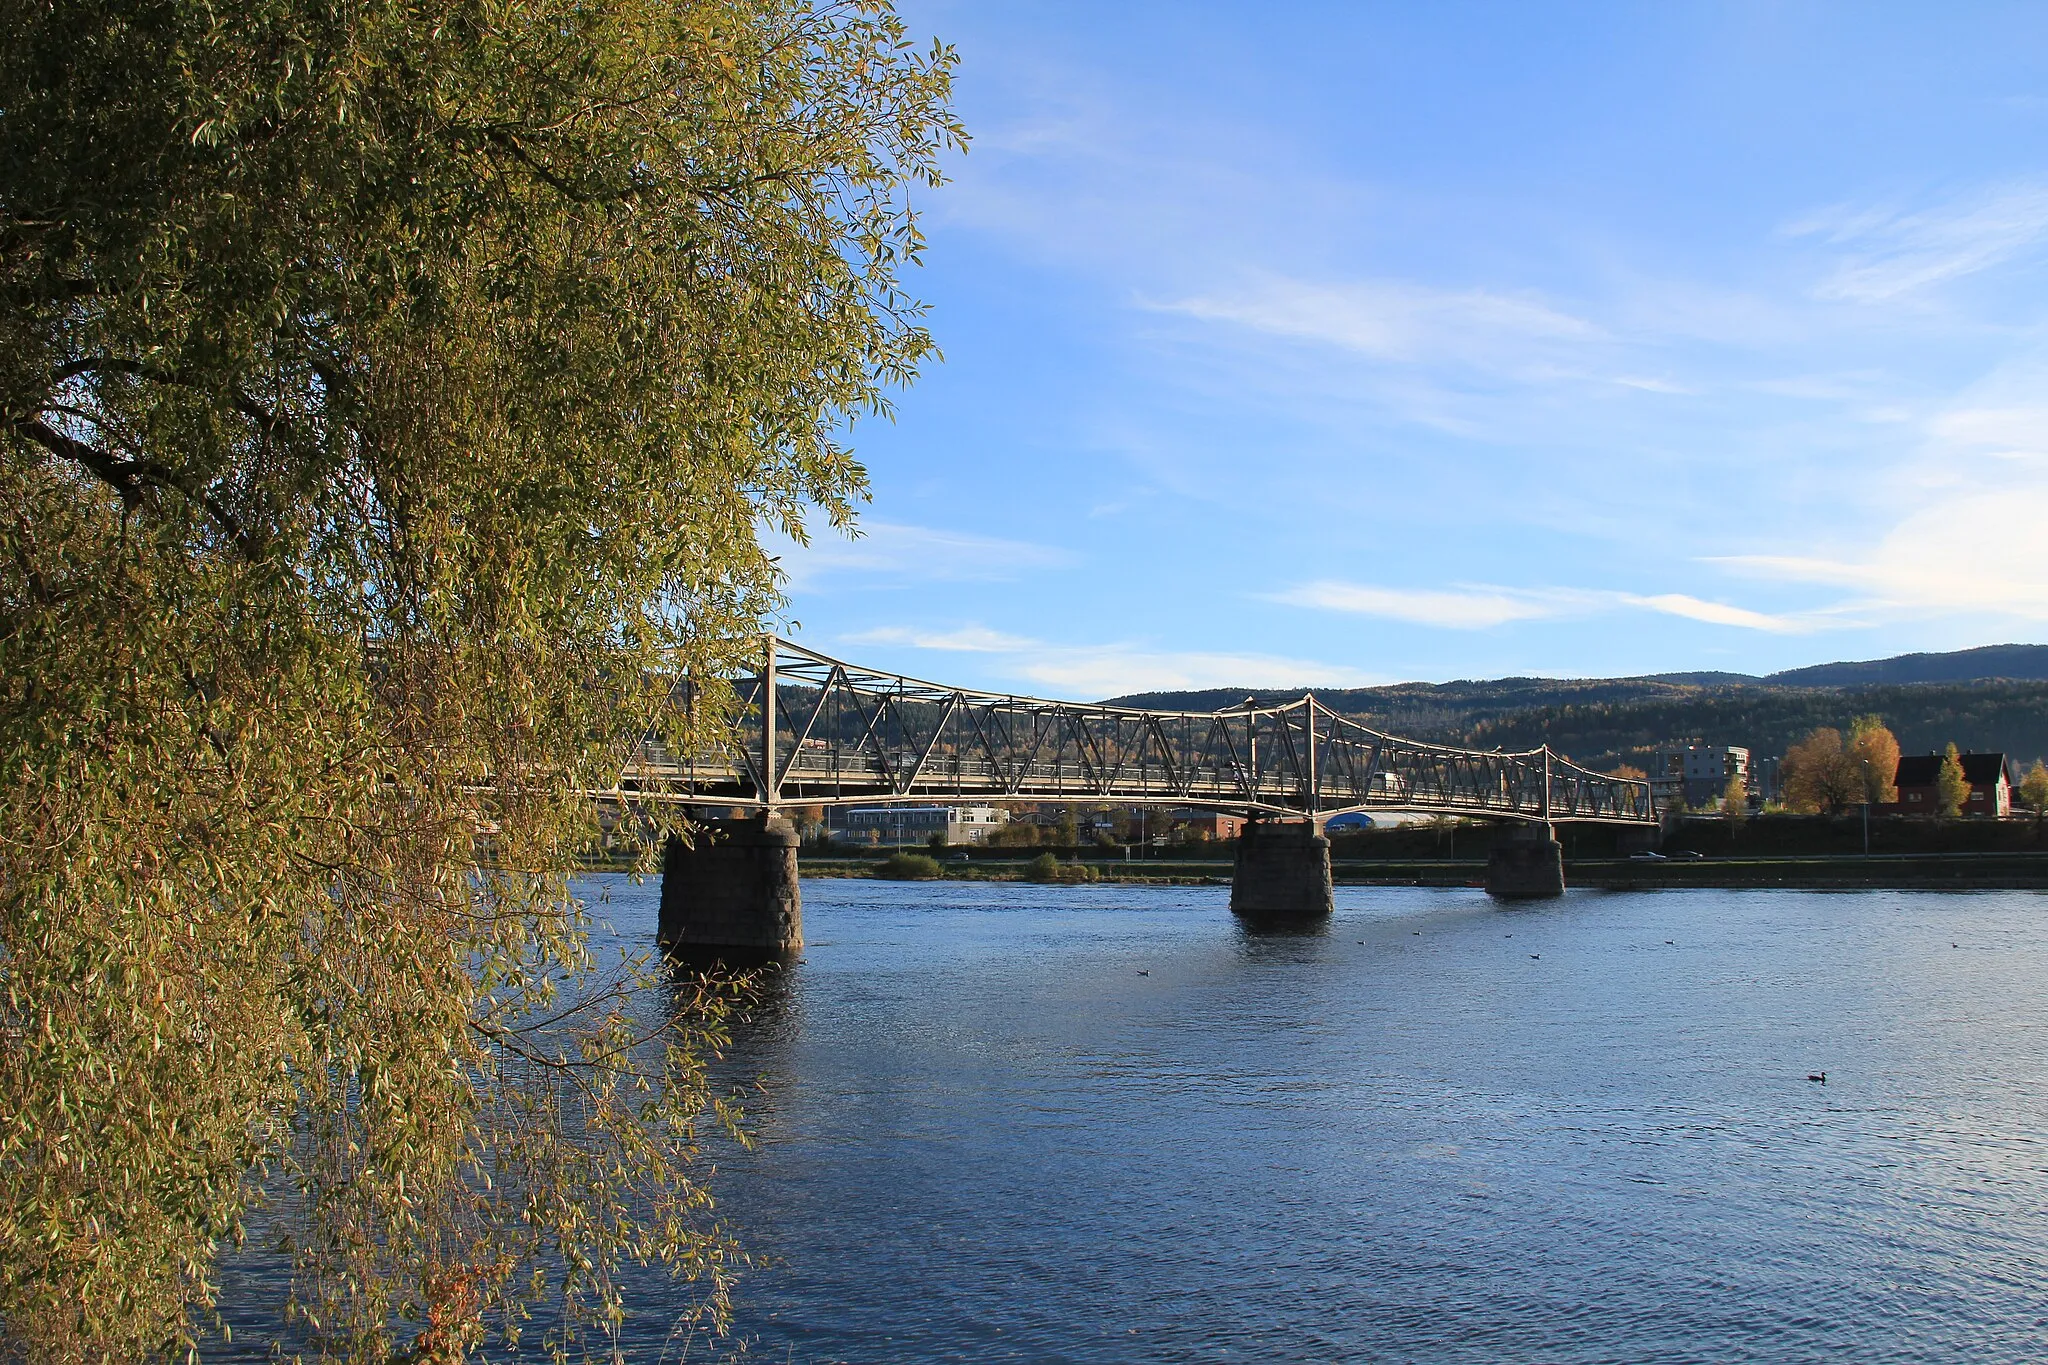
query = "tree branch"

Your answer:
(9, 415), (261, 561)
(480, 127), (639, 205)
(55, 355), (294, 443)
